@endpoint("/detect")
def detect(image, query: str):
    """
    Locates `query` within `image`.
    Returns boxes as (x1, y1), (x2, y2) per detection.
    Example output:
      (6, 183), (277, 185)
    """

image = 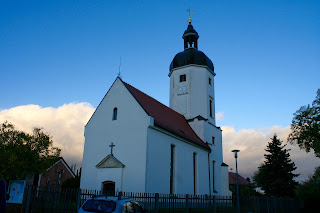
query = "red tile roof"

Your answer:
(122, 80), (210, 151)
(229, 172), (250, 185)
